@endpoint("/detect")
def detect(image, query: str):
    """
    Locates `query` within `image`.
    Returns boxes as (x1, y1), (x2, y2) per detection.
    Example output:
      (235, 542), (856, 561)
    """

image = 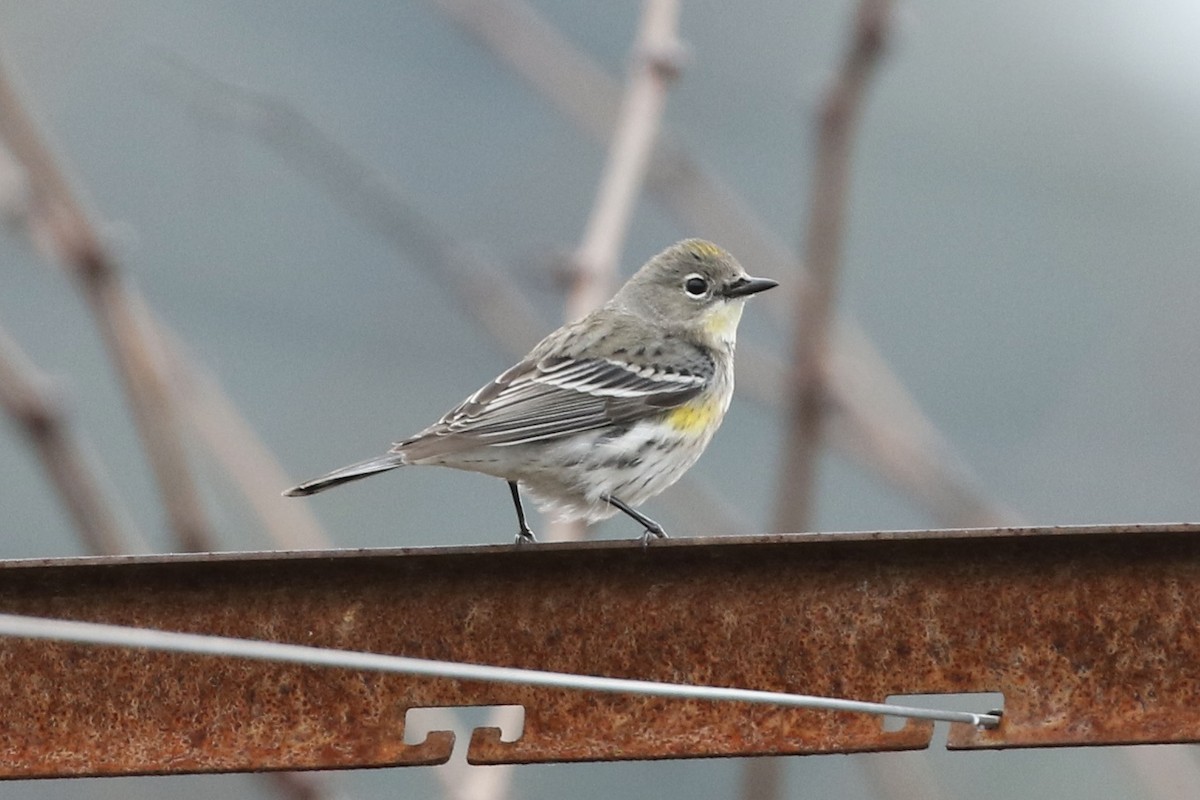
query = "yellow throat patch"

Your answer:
(702, 300), (745, 344)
